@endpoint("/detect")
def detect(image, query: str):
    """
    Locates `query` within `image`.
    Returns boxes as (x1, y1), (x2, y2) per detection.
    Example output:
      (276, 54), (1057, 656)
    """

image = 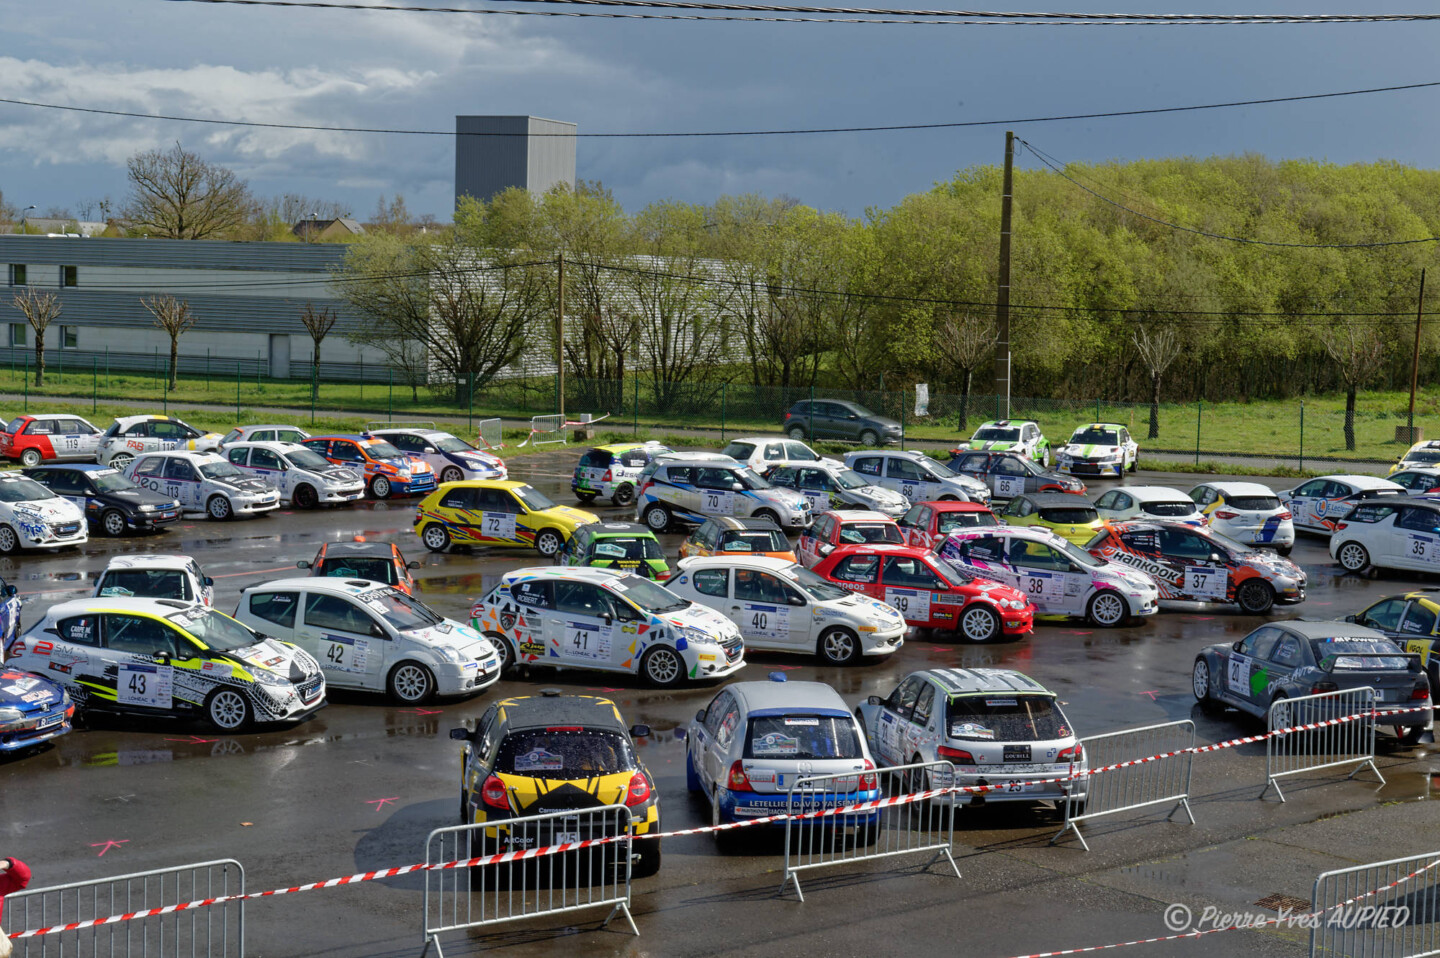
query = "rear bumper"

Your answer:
(719, 788), (881, 825)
